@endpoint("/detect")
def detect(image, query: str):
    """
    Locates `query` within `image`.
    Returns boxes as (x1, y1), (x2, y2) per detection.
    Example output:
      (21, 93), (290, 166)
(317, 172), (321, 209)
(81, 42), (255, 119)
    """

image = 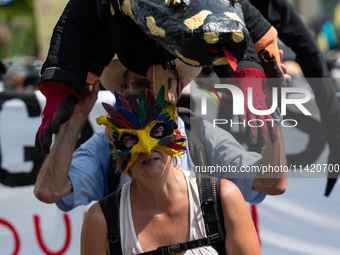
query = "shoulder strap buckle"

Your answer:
(108, 233), (120, 244)
(166, 243), (183, 255)
(208, 233), (222, 244)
